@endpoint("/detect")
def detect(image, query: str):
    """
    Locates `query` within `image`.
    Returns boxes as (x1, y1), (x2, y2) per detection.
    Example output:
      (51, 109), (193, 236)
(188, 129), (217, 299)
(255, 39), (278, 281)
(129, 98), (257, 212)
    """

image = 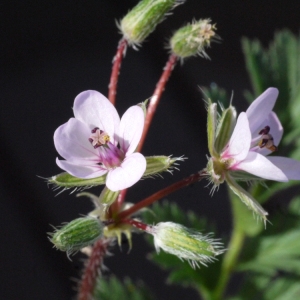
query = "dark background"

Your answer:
(1, 0), (299, 299)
